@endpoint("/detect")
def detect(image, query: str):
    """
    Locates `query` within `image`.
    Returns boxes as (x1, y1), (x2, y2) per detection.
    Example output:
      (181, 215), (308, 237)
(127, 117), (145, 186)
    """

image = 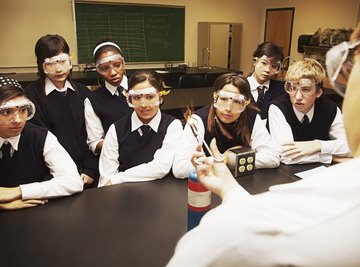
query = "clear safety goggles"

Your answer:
(0, 98), (36, 125)
(254, 56), (281, 72)
(284, 79), (317, 96)
(43, 53), (72, 74)
(126, 87), (161, 108)
(326, 39), (360, 97)
(96, 54), (125, 75)
(214, 90), (249, 113)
